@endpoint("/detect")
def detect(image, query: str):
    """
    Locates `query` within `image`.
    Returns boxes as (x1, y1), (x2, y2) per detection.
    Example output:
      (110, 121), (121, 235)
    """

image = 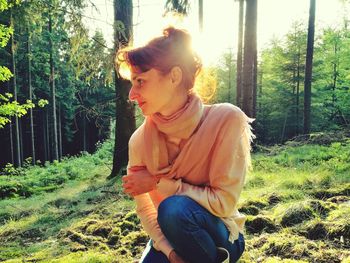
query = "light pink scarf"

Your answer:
(143, 94), (204, 175)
